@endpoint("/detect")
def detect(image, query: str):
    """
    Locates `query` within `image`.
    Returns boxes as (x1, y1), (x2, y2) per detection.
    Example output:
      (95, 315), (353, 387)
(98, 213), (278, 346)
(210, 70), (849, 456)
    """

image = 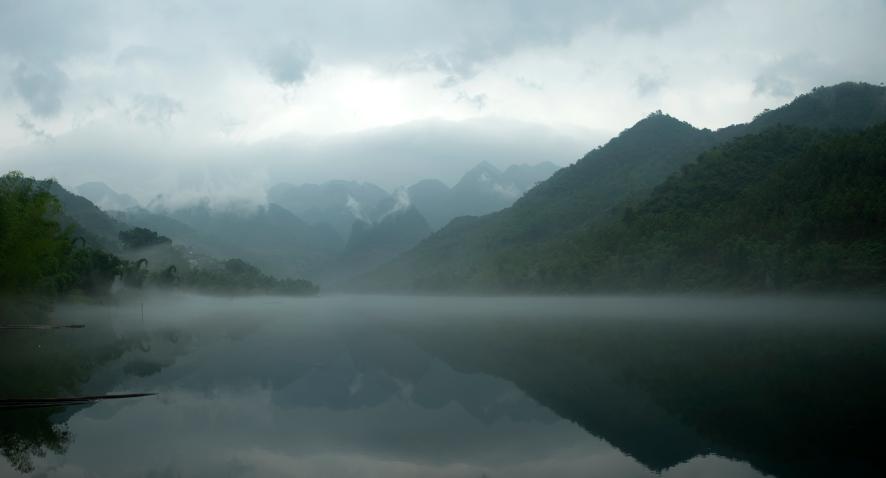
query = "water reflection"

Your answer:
(2, 295), (884, 477)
